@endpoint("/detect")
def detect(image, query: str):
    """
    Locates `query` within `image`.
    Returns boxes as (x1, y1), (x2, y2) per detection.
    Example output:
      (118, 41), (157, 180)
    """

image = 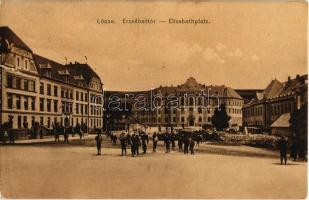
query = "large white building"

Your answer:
(104, 77), (243, 130)
(0, 26), (104, 136)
